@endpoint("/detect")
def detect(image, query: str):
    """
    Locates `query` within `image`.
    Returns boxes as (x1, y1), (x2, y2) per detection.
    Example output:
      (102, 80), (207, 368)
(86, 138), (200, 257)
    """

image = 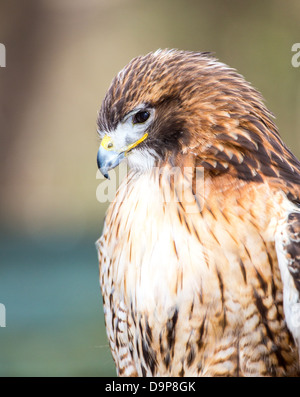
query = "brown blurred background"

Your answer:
(0, 0), (299, 376)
